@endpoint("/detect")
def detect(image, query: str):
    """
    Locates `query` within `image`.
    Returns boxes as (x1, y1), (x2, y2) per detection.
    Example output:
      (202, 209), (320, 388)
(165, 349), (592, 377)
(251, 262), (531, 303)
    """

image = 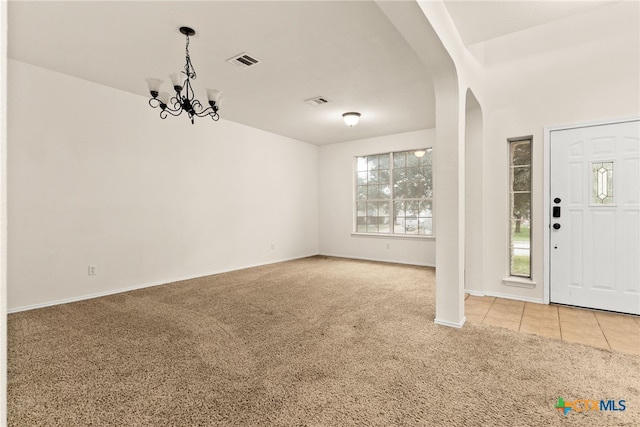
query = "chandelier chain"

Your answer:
(184, 34), (196, 80)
